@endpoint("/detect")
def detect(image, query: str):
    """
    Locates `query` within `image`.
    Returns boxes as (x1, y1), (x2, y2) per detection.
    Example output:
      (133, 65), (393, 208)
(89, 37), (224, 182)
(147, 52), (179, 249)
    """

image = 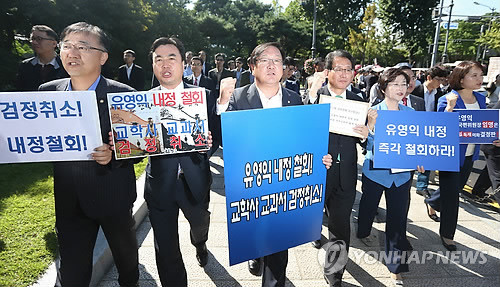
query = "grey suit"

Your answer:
(408, 94), (425, 111)
(39, 76), (139, 287)
(227, 83), (302, 287)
